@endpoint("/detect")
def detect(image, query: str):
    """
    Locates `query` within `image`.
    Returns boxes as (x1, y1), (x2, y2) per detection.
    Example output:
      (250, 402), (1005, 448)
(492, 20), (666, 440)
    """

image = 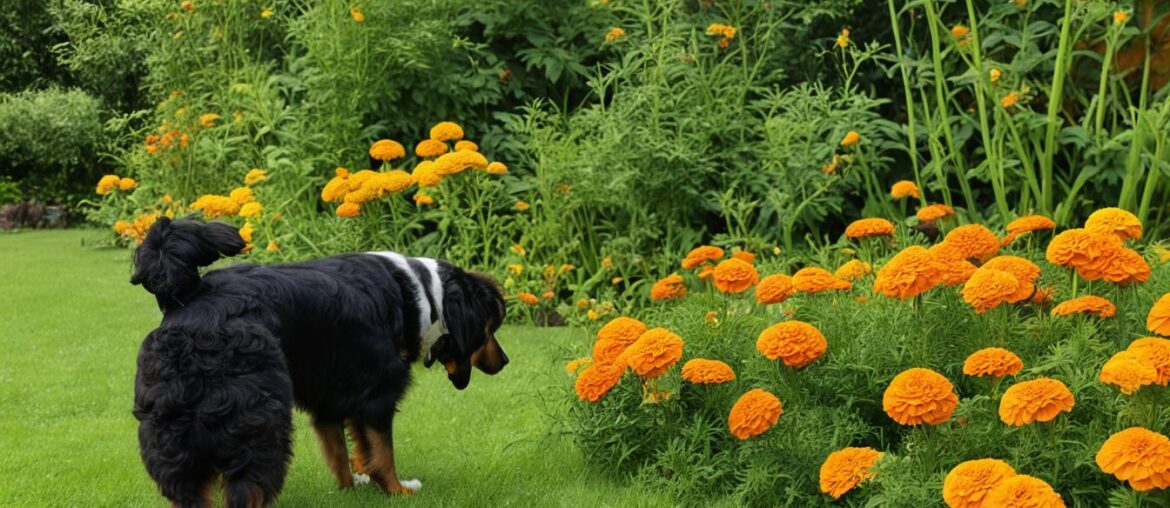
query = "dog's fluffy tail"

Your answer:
(130, 216), (245, 299)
